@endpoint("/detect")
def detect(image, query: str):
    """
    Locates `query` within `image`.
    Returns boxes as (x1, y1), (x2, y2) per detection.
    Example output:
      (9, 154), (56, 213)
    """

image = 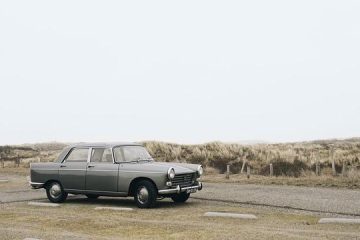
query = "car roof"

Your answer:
(68, 142), (143, 148)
